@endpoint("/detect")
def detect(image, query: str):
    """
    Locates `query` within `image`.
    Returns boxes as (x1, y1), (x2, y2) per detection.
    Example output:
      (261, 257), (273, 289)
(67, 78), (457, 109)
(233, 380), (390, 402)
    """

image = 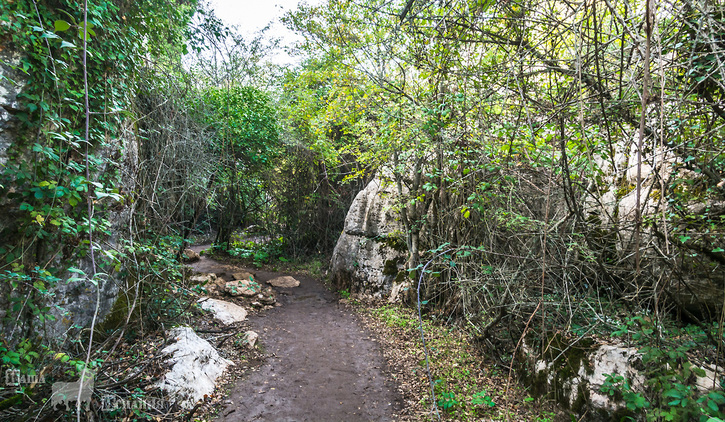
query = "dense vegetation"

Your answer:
(0, 0), (724, 420)
(281, 1), (725, 419)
